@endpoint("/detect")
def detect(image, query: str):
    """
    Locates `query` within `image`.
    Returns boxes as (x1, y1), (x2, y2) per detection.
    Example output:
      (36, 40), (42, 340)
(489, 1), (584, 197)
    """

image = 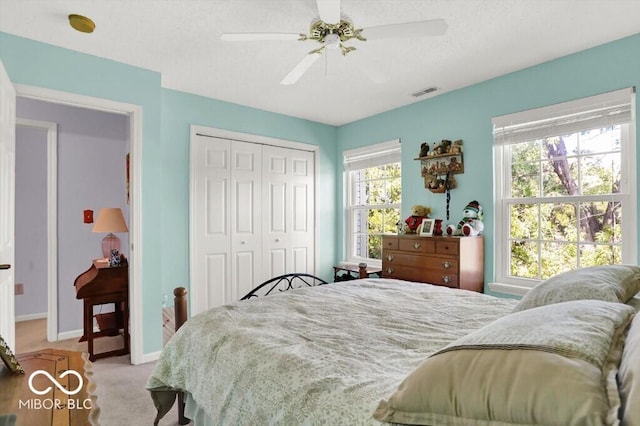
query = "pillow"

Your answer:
(513, 264), (640, 312)
(374, 300), (635, 426)
(618, 312), (640, 426)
